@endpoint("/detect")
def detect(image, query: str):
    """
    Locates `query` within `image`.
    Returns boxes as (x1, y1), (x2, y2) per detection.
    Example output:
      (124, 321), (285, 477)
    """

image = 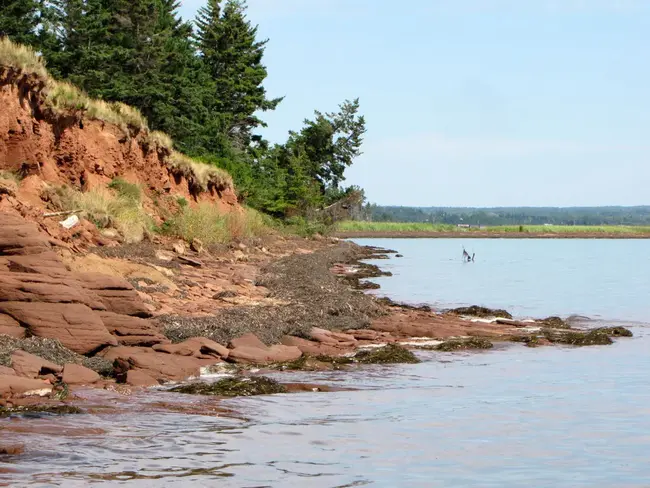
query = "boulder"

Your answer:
(11, 350), (63, 378)
(172, 241), (186, 255)
(92, 289), (152, 318)
(125, 370), (159, 387)
(229, 333), (267, 350)
(0, 375), (52, 397)
(62, 363), (100, 385)
(99, 311), (168, 347)
(0, 366), (15, 376)
(0, 302), (117, 355)
(281, 335), (346, 356)
(0, 313), (25, 338)
(101, 347), (202, 382)
(228, 345), (302, 365)
(153, 337), (228, 359)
